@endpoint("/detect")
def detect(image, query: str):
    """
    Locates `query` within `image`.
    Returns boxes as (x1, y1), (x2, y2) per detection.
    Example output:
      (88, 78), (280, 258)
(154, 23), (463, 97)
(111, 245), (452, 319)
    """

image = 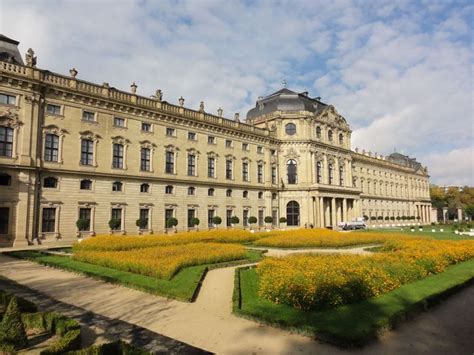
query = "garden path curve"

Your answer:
(0, 245), (473, 354)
